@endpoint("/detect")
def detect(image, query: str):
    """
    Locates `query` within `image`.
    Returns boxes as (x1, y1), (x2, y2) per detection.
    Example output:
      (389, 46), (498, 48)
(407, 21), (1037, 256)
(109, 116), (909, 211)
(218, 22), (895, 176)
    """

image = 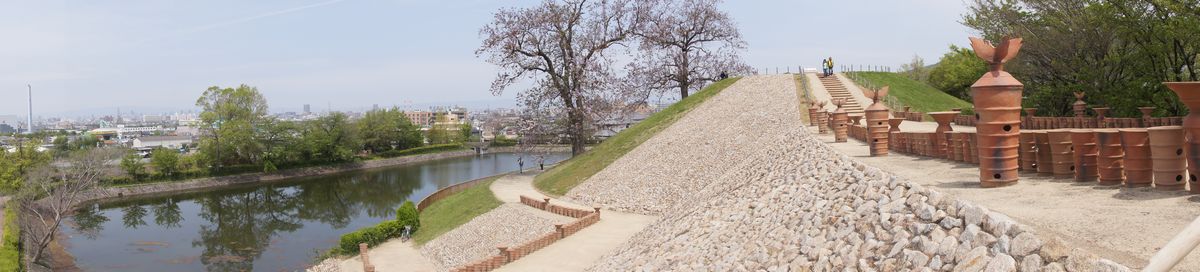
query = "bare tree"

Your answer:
(478, 0), (643, 156)
(631, 0), (750, 99)
(18, 148), (120, 264)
